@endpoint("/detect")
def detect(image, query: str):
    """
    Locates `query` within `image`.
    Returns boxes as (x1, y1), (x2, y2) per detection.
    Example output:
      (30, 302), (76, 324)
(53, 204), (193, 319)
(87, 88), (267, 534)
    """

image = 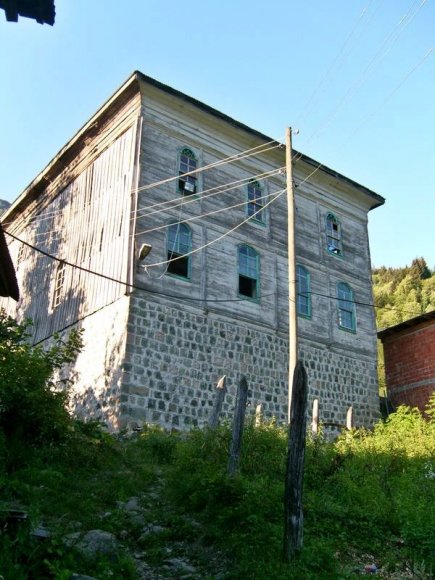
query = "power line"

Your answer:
(140, 189), (286, 269)
(301, 0), (428, 146)
(5, 227), (422, 319)
(4, 229), (276, 305)
(28, 167), (285, 239)
(134, 189), (280, 238)
(1, 140), (284, 230)
(294, 0), (381, 129)
(342, 45), (434, 145)
(12, 160), (285, 236)
(134, 141), (283, 194)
